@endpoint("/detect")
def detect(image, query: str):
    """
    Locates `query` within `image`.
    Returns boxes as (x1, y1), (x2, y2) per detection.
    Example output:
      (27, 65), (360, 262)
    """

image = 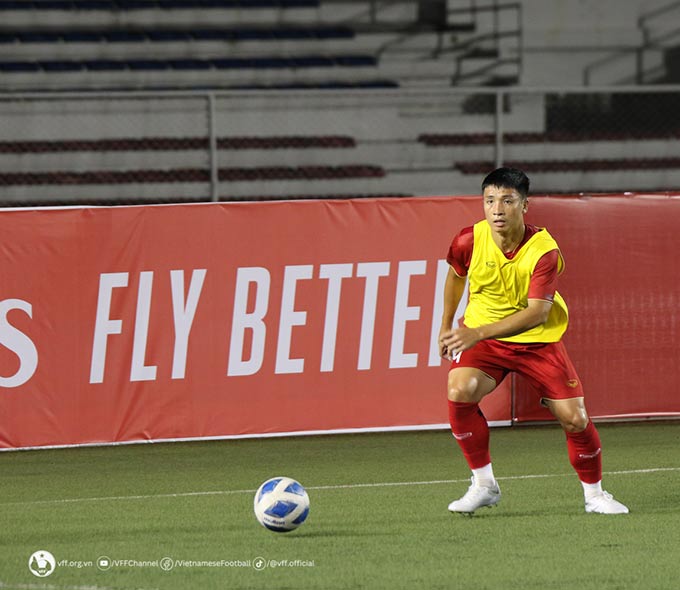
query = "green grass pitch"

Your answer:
(1, 422), (679, 589)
